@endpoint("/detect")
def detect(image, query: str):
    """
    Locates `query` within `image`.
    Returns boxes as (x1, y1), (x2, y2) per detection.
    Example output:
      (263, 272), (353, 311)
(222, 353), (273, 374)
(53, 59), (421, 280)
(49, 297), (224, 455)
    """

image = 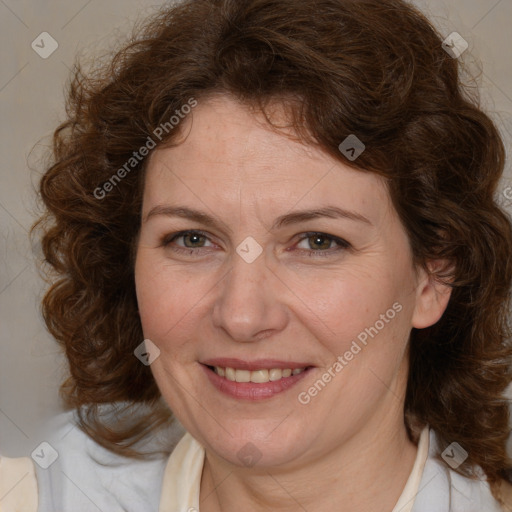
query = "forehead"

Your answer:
(143, 95), (392, 222)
